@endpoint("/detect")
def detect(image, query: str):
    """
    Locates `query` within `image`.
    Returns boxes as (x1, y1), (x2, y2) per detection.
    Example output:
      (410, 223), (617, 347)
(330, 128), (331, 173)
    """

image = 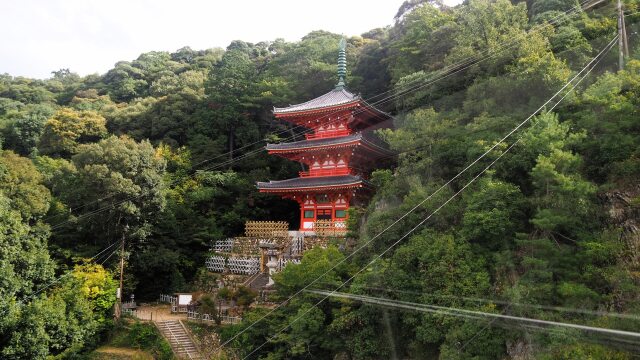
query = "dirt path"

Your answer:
(132, 303), (186, 321)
